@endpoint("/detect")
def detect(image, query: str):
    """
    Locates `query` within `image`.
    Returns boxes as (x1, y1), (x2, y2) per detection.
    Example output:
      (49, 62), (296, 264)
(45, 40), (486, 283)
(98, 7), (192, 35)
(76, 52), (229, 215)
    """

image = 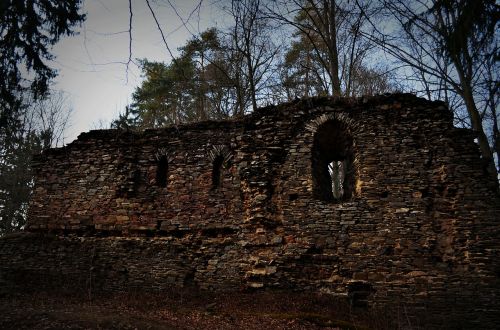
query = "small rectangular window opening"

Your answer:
(156, 155), (168, 187)
(212, 155), (224, 189)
